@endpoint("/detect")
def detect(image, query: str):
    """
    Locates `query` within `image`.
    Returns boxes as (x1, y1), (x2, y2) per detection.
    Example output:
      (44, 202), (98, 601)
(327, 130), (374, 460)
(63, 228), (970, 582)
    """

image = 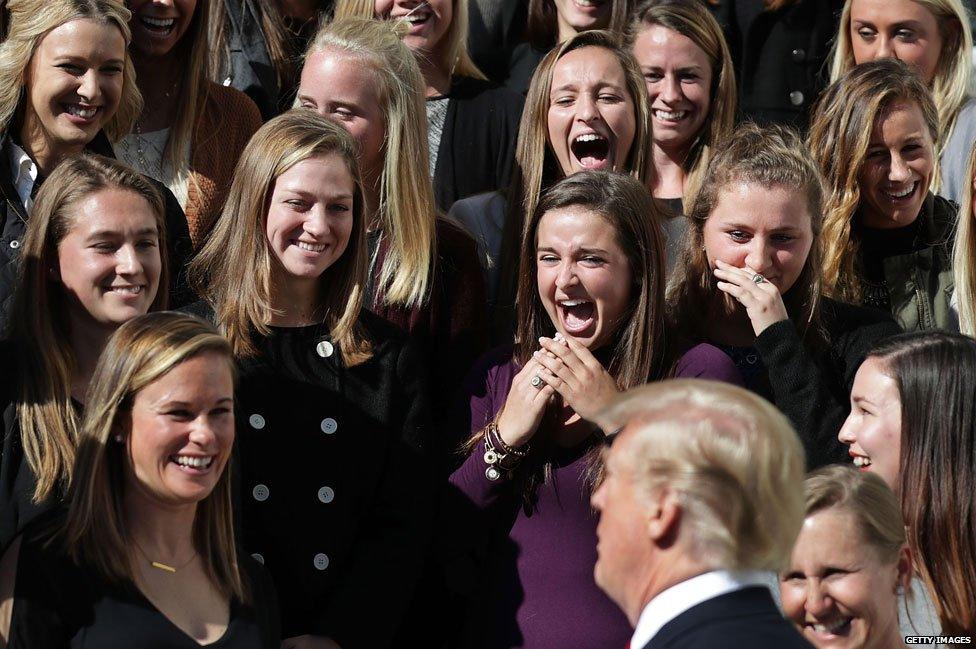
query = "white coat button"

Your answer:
(249, 414), (266, 430)
(318, 486), (335, 503)
(313, 553), (330, 570)
(789, 90), (804, 106)
(252, 484), (270, 501)
(9, 240), (20, 249)
(252, 553), (265, 564)
(316, 341), (334, 358)
(321, 418), (338, 435)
